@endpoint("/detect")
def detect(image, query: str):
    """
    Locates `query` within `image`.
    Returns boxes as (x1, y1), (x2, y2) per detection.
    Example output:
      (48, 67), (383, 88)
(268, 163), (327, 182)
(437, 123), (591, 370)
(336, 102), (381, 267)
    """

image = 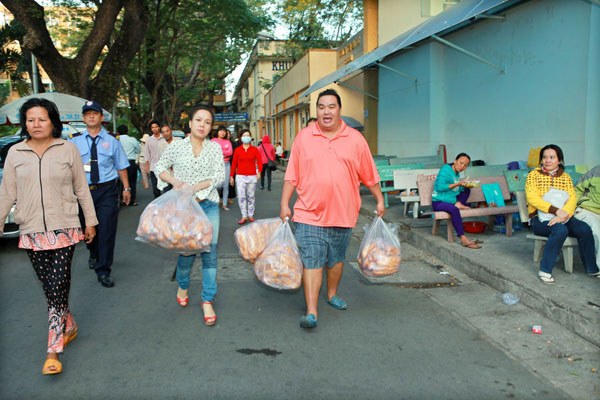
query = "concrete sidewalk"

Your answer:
(359, 189), (600, 347)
